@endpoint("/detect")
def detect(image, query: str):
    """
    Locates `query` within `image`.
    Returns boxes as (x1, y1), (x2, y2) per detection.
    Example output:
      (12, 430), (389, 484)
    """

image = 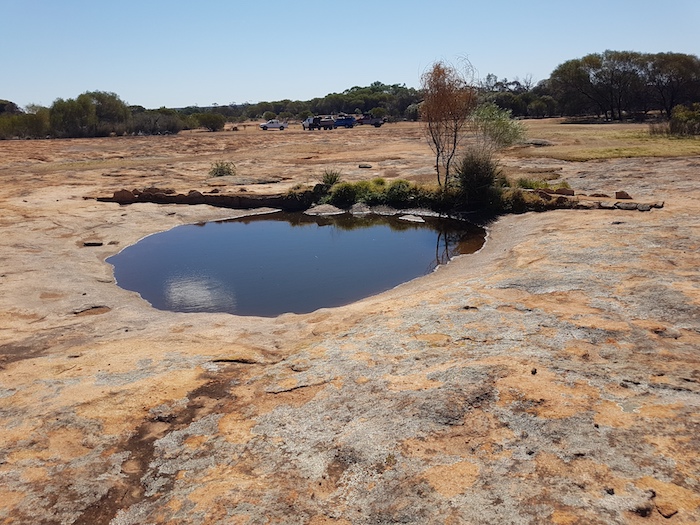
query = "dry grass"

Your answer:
(512, 118), (700, 161)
